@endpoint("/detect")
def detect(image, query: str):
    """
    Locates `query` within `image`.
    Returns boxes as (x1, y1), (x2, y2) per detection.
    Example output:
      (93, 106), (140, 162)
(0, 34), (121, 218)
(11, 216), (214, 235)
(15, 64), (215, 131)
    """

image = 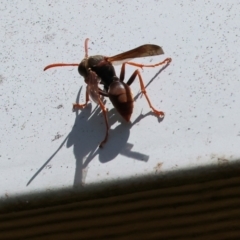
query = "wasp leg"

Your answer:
(98, 97), (109, 148)
(84, 38), (90, 58)
(120, 58), (171, 81)
(125, 58), (172, 69)
(73, 88), (90, 111)
(44, 63), (79, 71)
(121, 63), (165, 118)
(98, 88), (109, 97)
